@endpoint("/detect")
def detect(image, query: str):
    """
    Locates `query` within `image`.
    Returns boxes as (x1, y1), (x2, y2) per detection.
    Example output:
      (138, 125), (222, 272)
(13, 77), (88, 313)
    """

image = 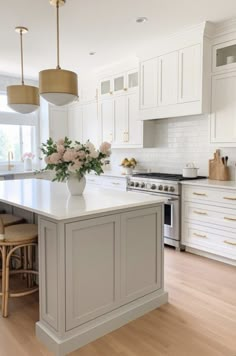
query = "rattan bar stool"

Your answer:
(0, 214), (24, 227)
(0, 219), (38, 317)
